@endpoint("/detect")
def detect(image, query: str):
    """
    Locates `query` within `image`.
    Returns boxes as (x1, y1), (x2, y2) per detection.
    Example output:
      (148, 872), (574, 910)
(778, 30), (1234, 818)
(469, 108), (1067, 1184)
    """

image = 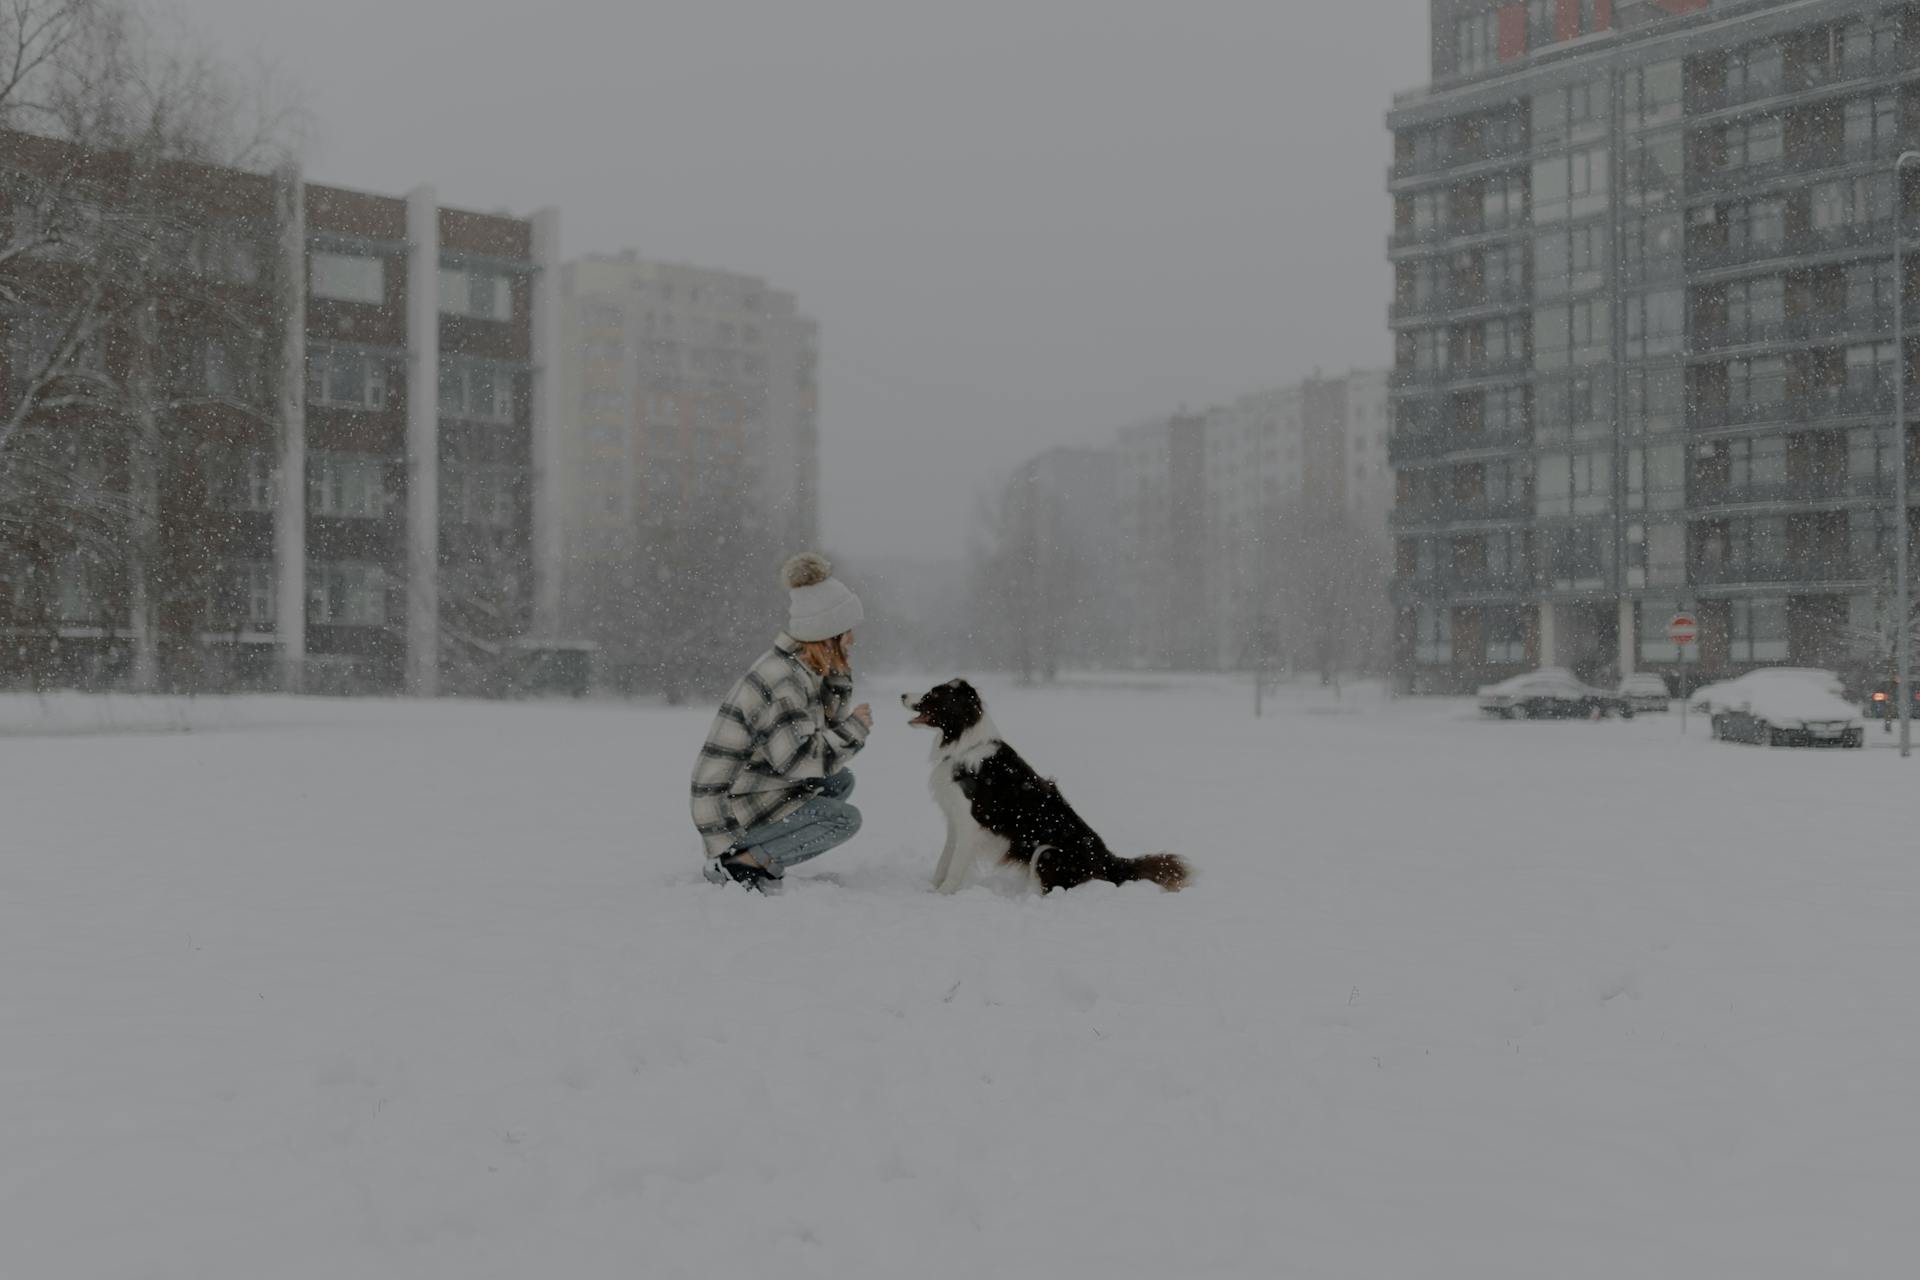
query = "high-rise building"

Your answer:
(553, 253), (819, 672)
(1391, 0), (1919, 692)
(0, 129), (558, 696)
(994, 444), (1122, 676)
